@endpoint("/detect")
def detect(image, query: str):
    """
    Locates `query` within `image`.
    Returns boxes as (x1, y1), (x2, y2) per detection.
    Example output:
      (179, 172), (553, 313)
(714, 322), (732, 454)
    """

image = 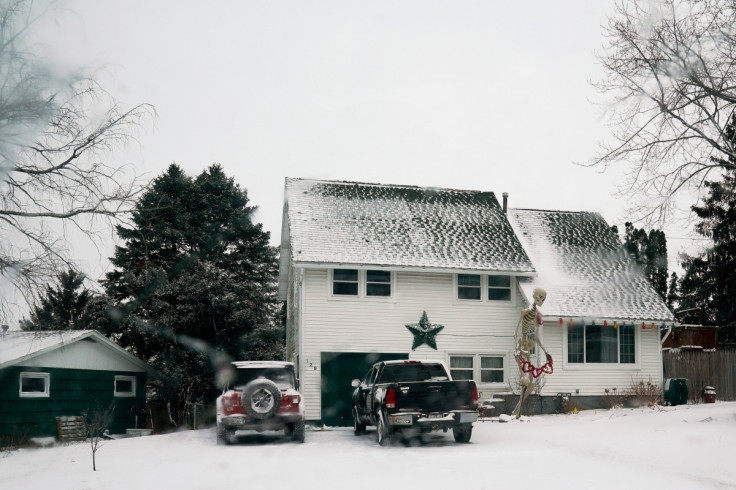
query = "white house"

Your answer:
(278, 178), (675, 425)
